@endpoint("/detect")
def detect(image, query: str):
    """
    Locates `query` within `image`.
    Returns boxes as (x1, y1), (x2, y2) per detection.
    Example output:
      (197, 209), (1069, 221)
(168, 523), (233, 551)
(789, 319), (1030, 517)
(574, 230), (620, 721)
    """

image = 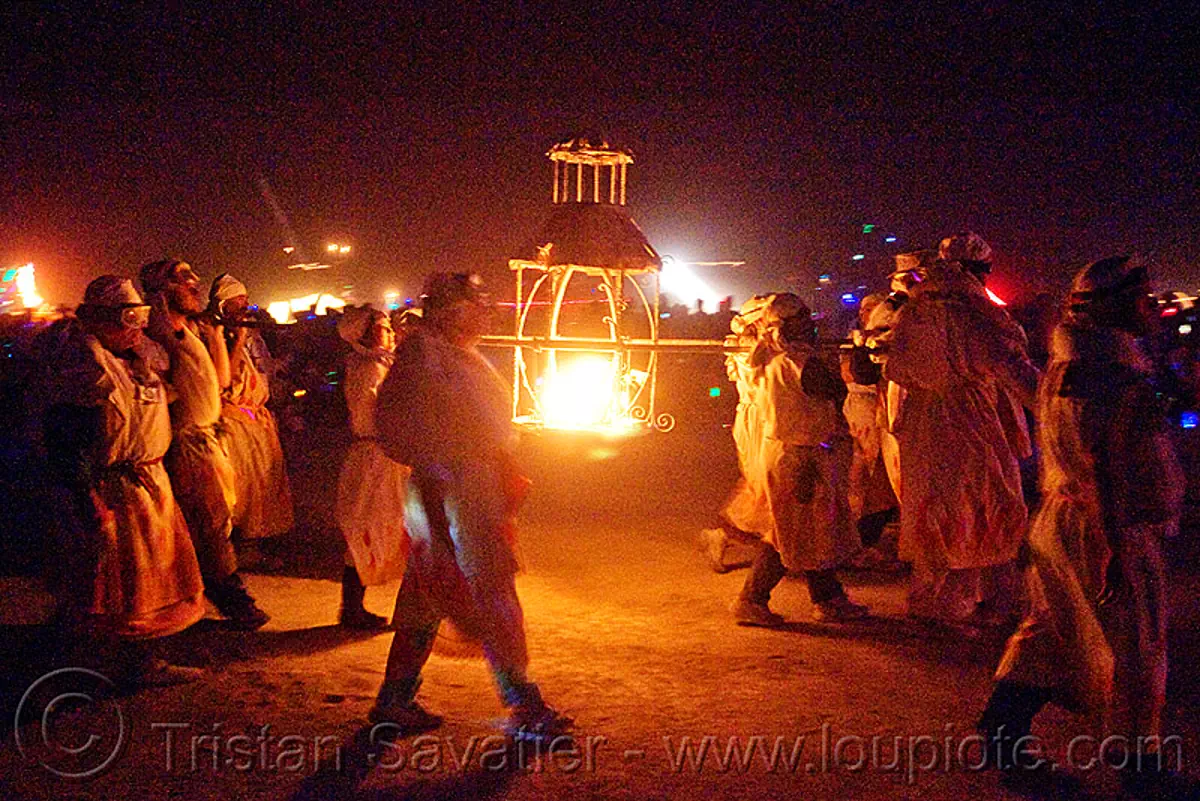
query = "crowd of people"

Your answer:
(30, 263), (572, 742)
(697, 232), (1193, 795)
(8, 231), (1199, 792)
